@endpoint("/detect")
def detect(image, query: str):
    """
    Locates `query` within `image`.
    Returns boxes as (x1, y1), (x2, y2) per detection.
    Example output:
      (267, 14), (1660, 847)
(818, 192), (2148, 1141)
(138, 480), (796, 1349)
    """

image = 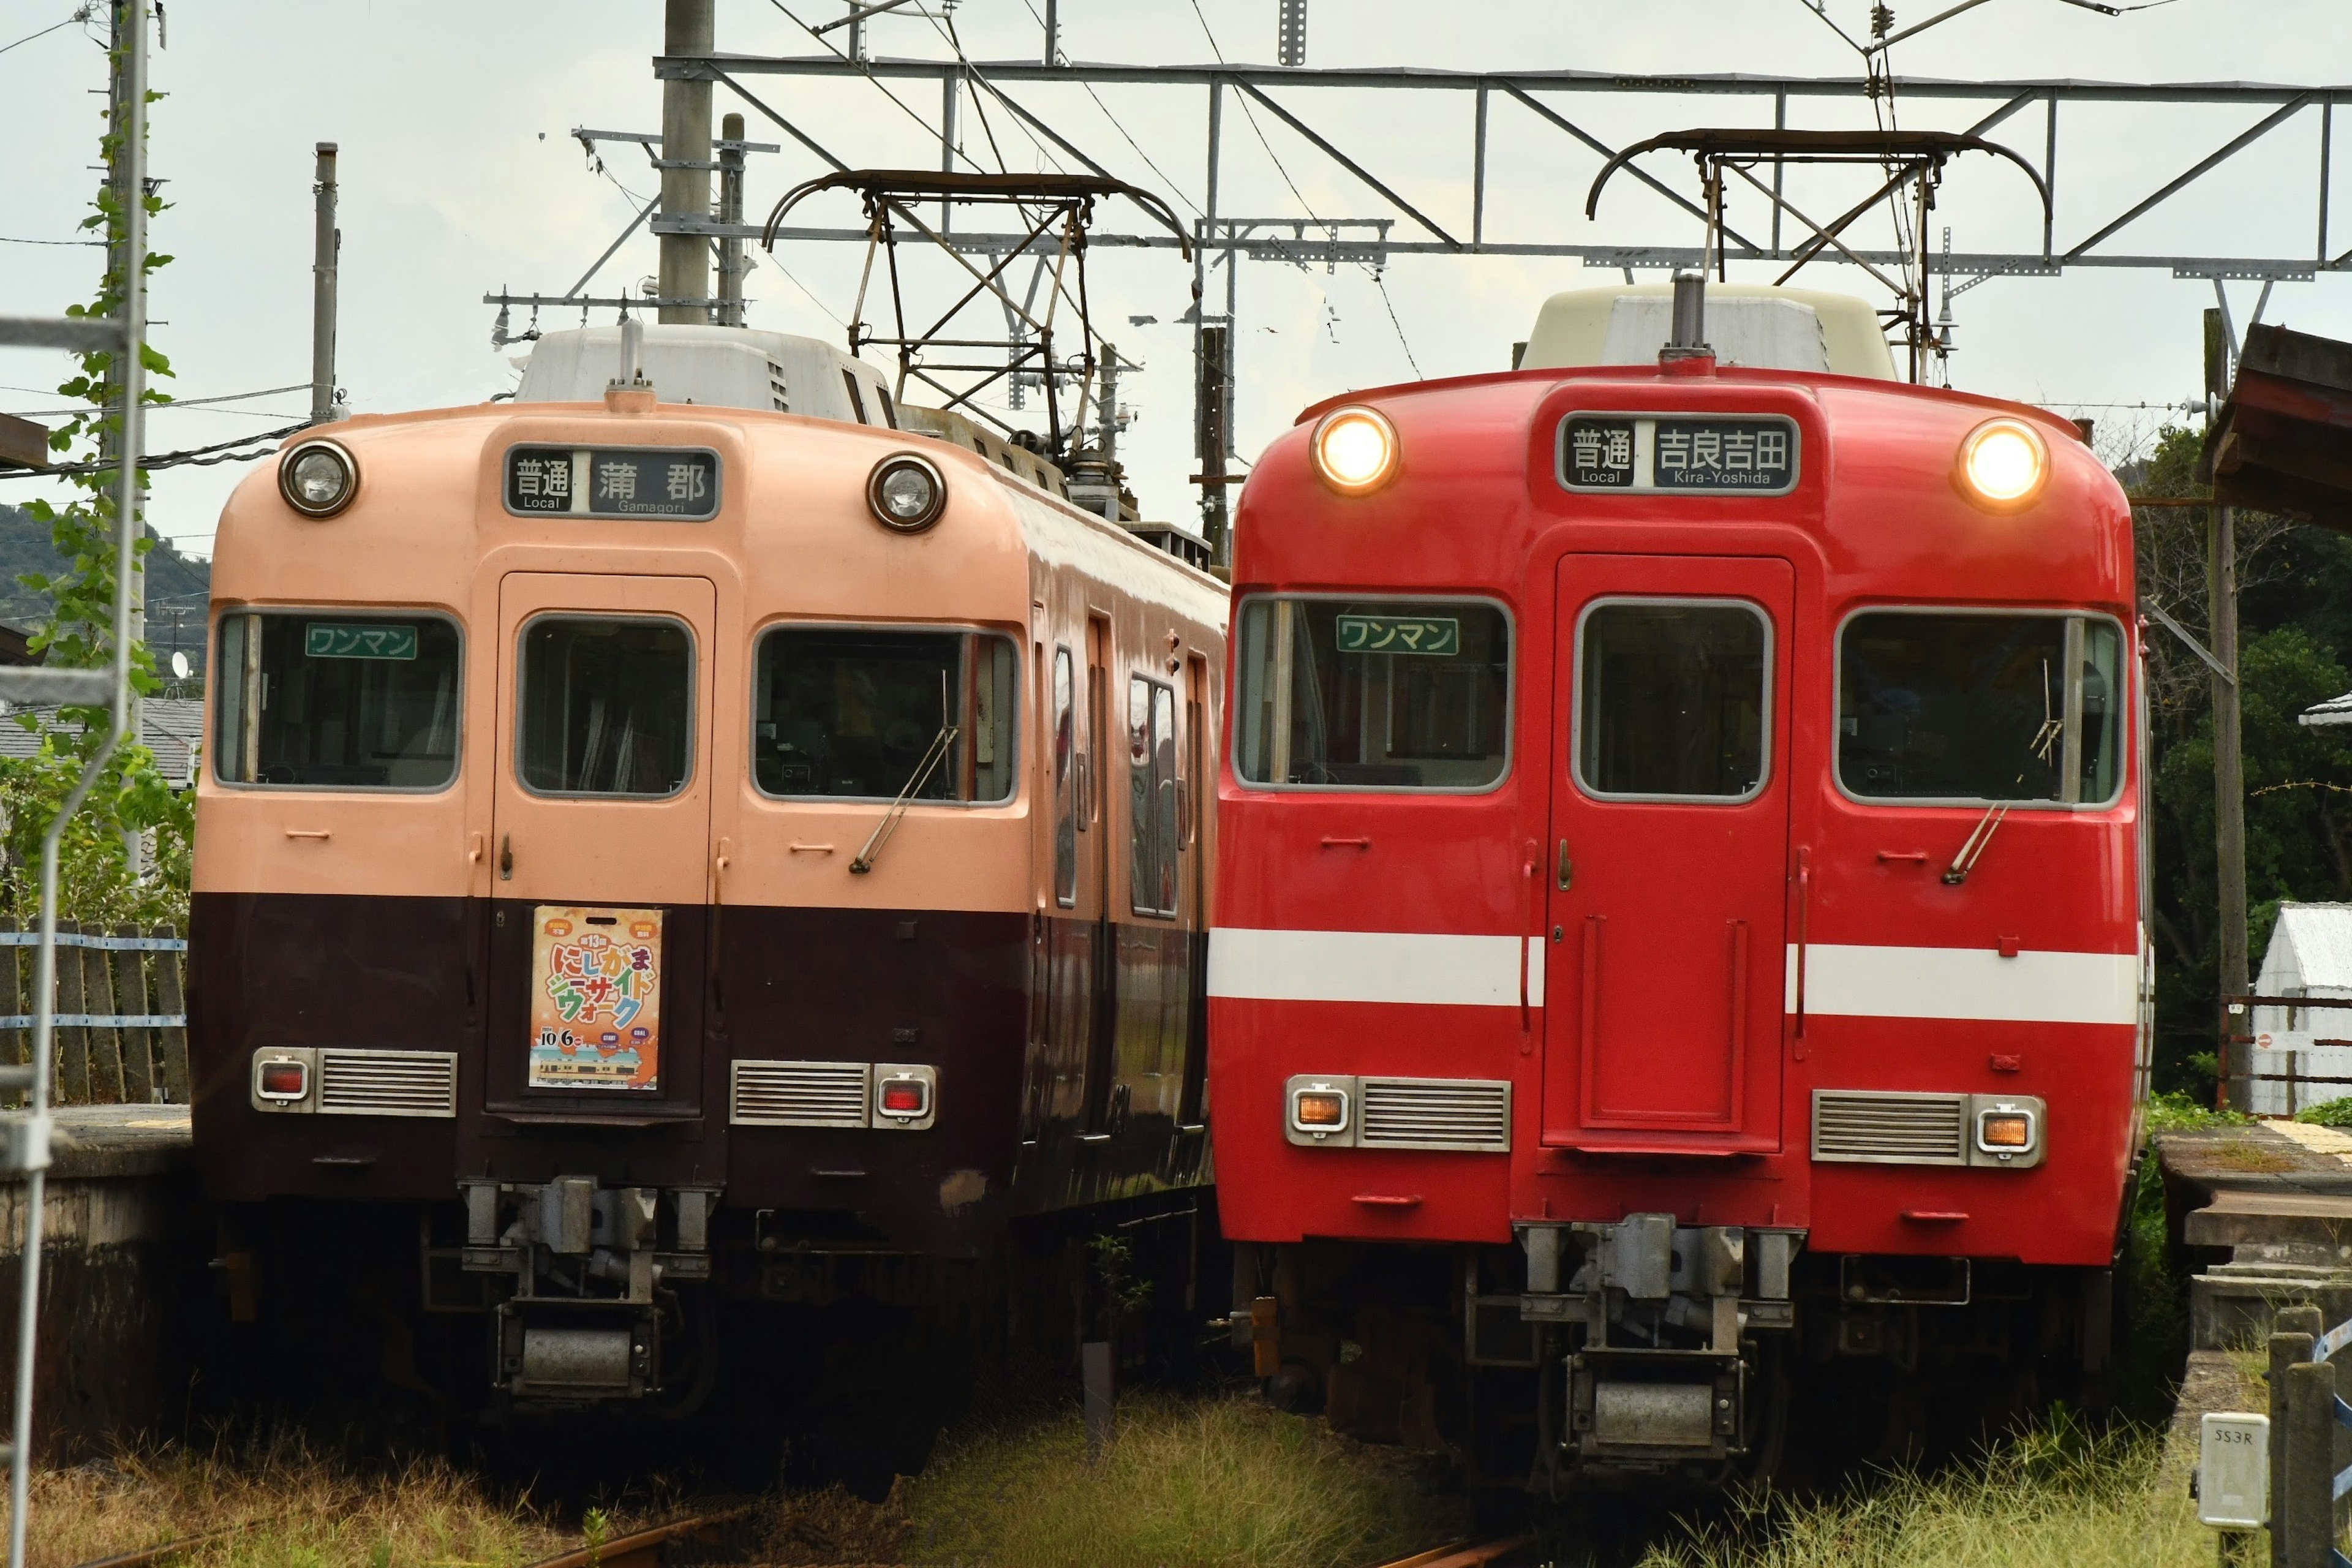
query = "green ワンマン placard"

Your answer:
(1335, 614), (1460, 656)
(304, 623), (418, 660)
